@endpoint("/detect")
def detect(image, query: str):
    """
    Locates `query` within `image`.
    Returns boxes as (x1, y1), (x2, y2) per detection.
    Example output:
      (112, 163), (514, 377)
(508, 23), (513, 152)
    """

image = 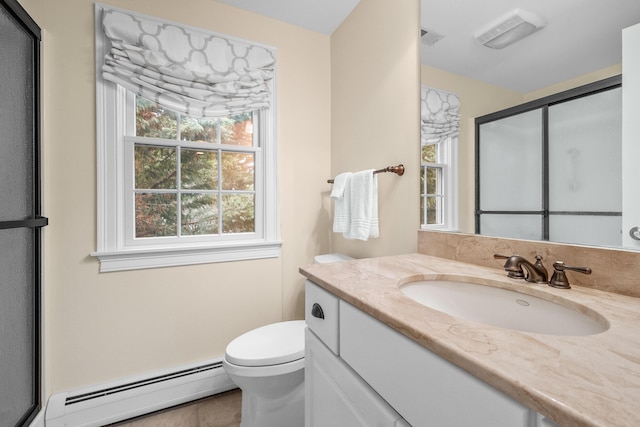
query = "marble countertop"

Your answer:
(299, 253), (640, 427)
